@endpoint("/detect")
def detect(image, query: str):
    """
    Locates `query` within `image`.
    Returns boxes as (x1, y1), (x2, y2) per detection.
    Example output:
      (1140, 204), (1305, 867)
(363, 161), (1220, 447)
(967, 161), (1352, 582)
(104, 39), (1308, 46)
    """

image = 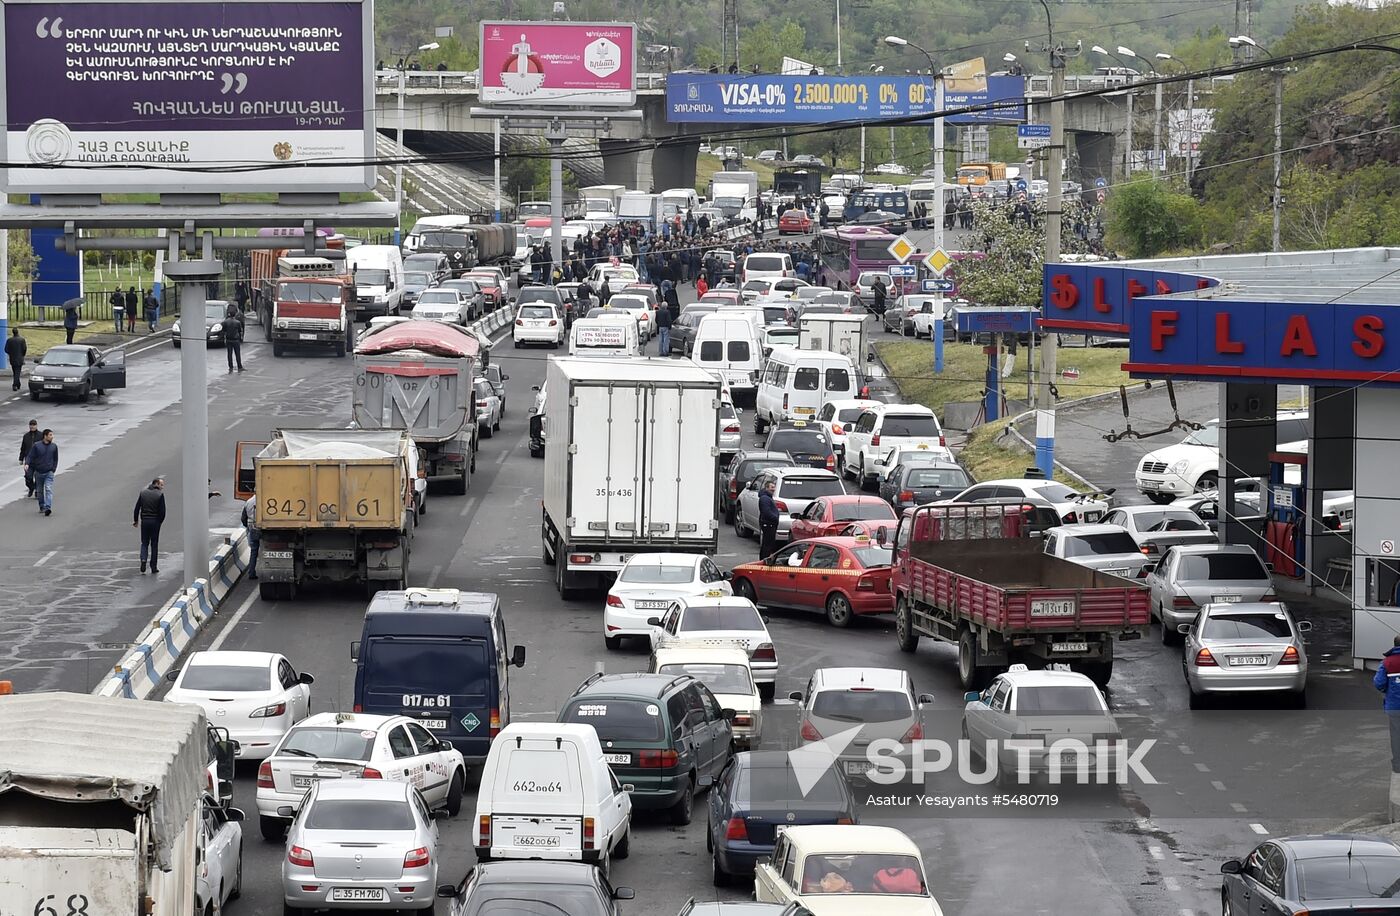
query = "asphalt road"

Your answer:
(7, 269), (1392, 916)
